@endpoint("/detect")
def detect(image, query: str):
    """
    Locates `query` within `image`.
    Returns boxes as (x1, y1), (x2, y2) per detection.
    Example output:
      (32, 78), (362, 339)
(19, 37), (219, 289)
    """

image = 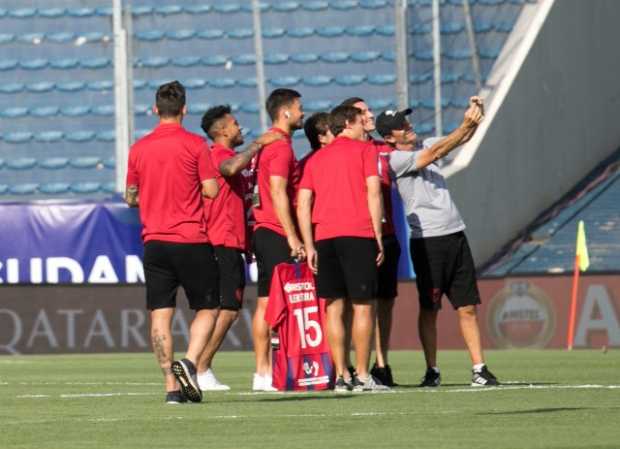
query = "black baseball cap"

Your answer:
(375, 108), (413, 137)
